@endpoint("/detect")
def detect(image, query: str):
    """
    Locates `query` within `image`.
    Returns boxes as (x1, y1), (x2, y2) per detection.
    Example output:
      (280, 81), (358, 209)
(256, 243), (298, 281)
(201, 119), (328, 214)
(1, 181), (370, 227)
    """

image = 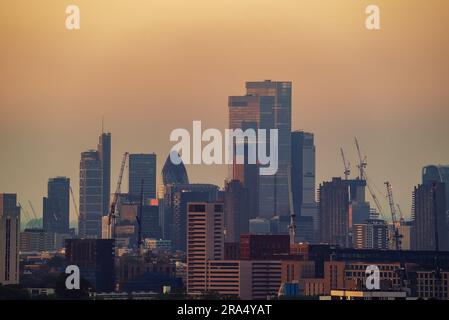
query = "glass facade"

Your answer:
(79, 150), (103, 239)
